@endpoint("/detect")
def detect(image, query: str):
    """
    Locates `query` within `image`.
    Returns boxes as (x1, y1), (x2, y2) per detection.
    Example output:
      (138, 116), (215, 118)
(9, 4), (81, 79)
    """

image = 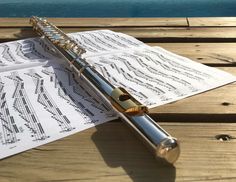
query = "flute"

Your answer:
(30, 16), (180, 164)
